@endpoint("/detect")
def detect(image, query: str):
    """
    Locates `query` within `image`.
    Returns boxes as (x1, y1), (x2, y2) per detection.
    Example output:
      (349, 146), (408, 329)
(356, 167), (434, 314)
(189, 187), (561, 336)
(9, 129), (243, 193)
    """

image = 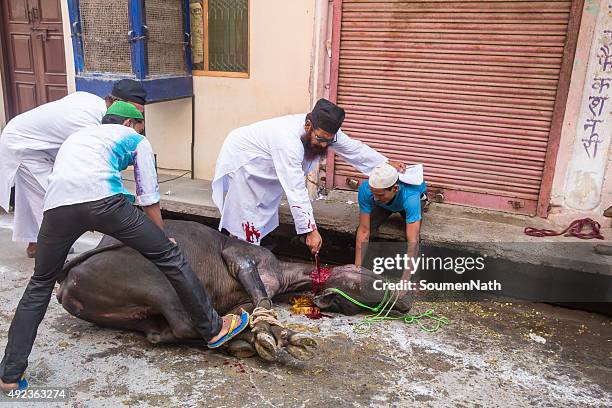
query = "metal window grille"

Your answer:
(208, 0), (248, 73)
(145, 0), (187, 75)
(79, 0), (132, 74)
